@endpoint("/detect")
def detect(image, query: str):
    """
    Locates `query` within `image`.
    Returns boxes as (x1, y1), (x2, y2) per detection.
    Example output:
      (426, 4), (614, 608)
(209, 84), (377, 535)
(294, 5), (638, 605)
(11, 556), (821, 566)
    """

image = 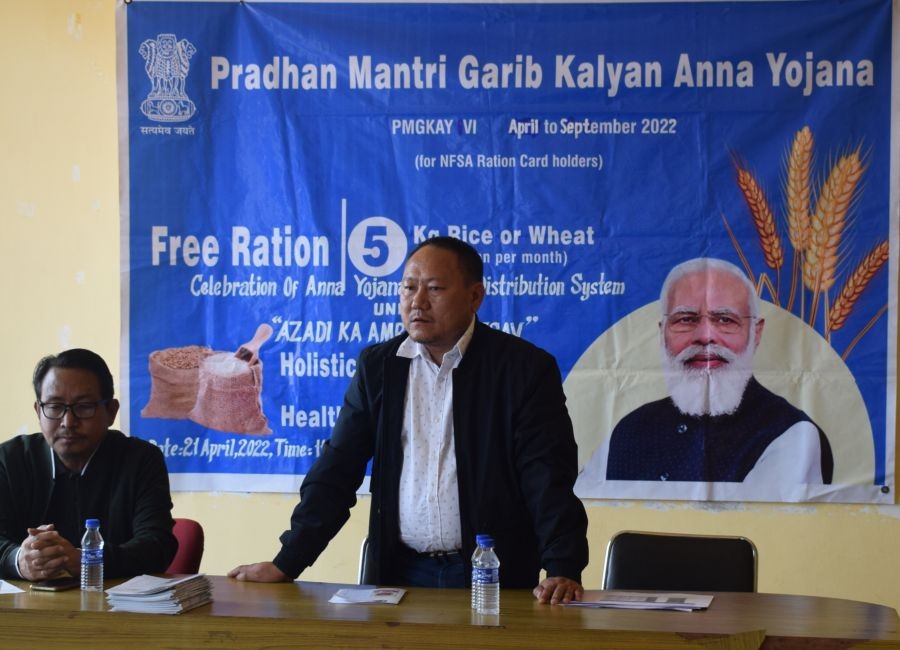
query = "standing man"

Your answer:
(0, 349), (177, 581)
(591, 257), (832, 484)
(230, 237), (588, 604)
